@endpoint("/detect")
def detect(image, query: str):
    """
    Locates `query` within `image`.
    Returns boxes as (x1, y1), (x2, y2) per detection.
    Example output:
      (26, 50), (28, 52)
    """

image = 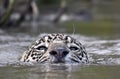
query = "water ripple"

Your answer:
(0, 33), (120, 66)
